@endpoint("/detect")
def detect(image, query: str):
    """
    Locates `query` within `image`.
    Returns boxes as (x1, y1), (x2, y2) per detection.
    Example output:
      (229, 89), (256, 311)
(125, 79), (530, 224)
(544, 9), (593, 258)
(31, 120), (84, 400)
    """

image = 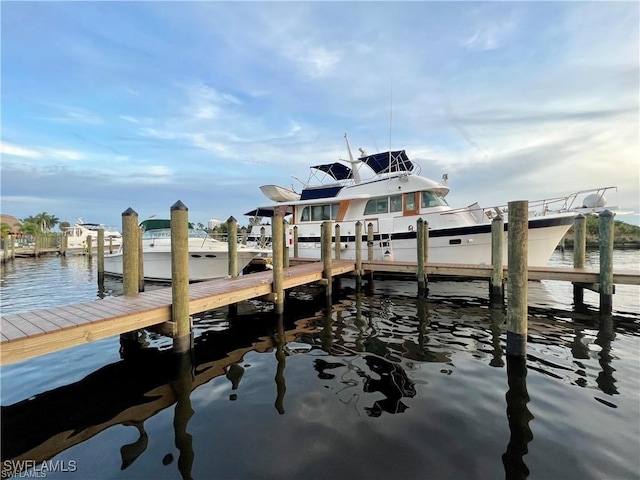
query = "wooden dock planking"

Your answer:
(0, 261), (350, 366)
(1, 258), (637, 367)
